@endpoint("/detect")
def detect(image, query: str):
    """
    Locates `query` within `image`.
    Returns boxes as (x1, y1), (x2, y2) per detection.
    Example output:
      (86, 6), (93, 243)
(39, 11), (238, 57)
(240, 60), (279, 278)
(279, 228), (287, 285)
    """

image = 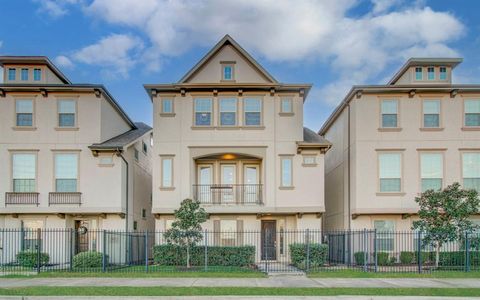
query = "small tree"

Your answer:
(164, 198), (208, 268)
(412, 182), (479, 268)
